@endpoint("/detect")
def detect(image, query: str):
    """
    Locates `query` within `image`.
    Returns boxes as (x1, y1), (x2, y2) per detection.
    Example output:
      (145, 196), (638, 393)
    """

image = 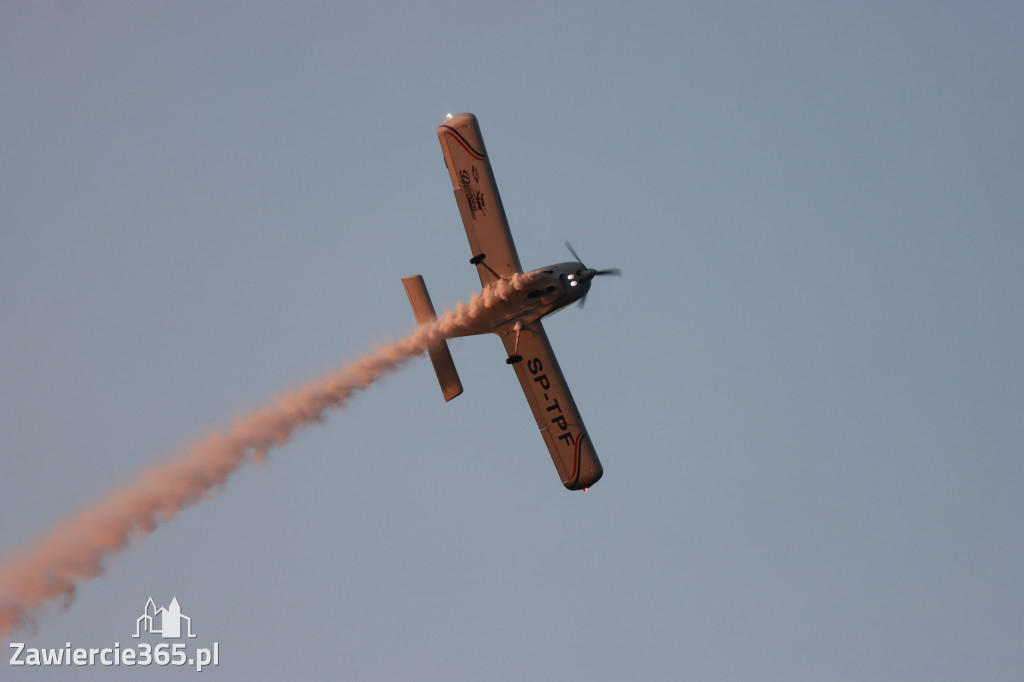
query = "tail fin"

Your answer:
(401, 275), (464, 402)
